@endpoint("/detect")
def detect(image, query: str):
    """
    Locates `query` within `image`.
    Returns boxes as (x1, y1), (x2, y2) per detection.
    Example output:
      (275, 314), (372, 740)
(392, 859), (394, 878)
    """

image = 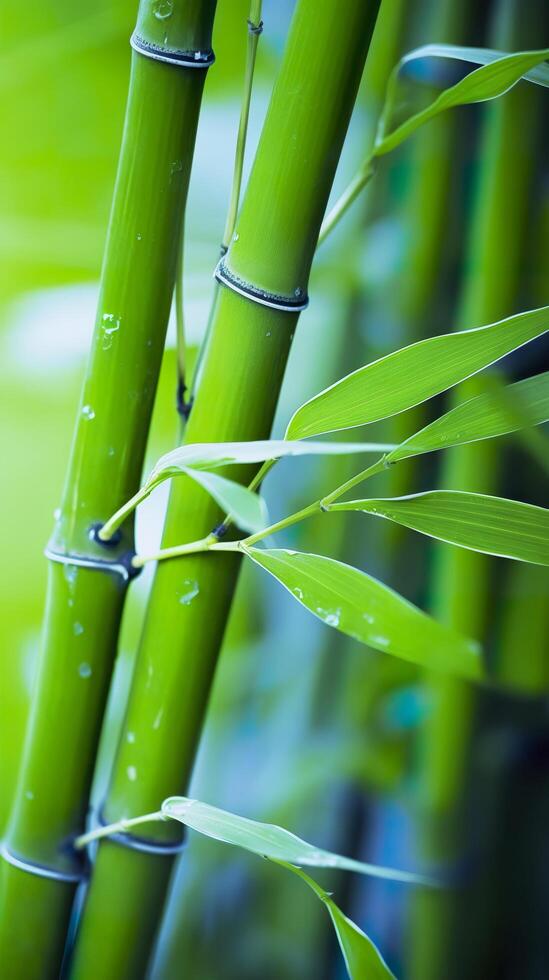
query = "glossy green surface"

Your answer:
(246, 547), (482, 680)
(70, 1), (380, 974)
(0, 1), (215, 974)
